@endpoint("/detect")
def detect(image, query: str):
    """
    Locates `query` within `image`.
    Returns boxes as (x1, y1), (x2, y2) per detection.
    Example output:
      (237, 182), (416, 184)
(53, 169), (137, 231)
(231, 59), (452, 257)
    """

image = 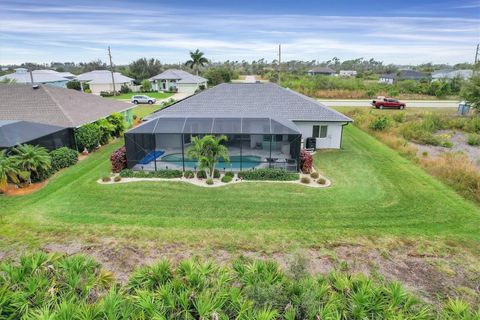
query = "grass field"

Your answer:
(107, 91), (173, 100)
(1, 125), (479, 252)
